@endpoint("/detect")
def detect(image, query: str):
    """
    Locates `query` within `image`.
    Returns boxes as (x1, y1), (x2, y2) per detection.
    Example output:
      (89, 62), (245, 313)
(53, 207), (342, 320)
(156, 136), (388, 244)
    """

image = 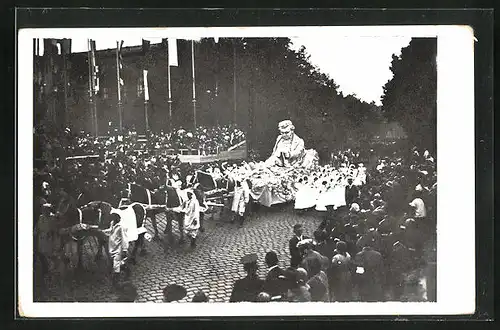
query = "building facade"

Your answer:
(34, 38), (245, 135)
